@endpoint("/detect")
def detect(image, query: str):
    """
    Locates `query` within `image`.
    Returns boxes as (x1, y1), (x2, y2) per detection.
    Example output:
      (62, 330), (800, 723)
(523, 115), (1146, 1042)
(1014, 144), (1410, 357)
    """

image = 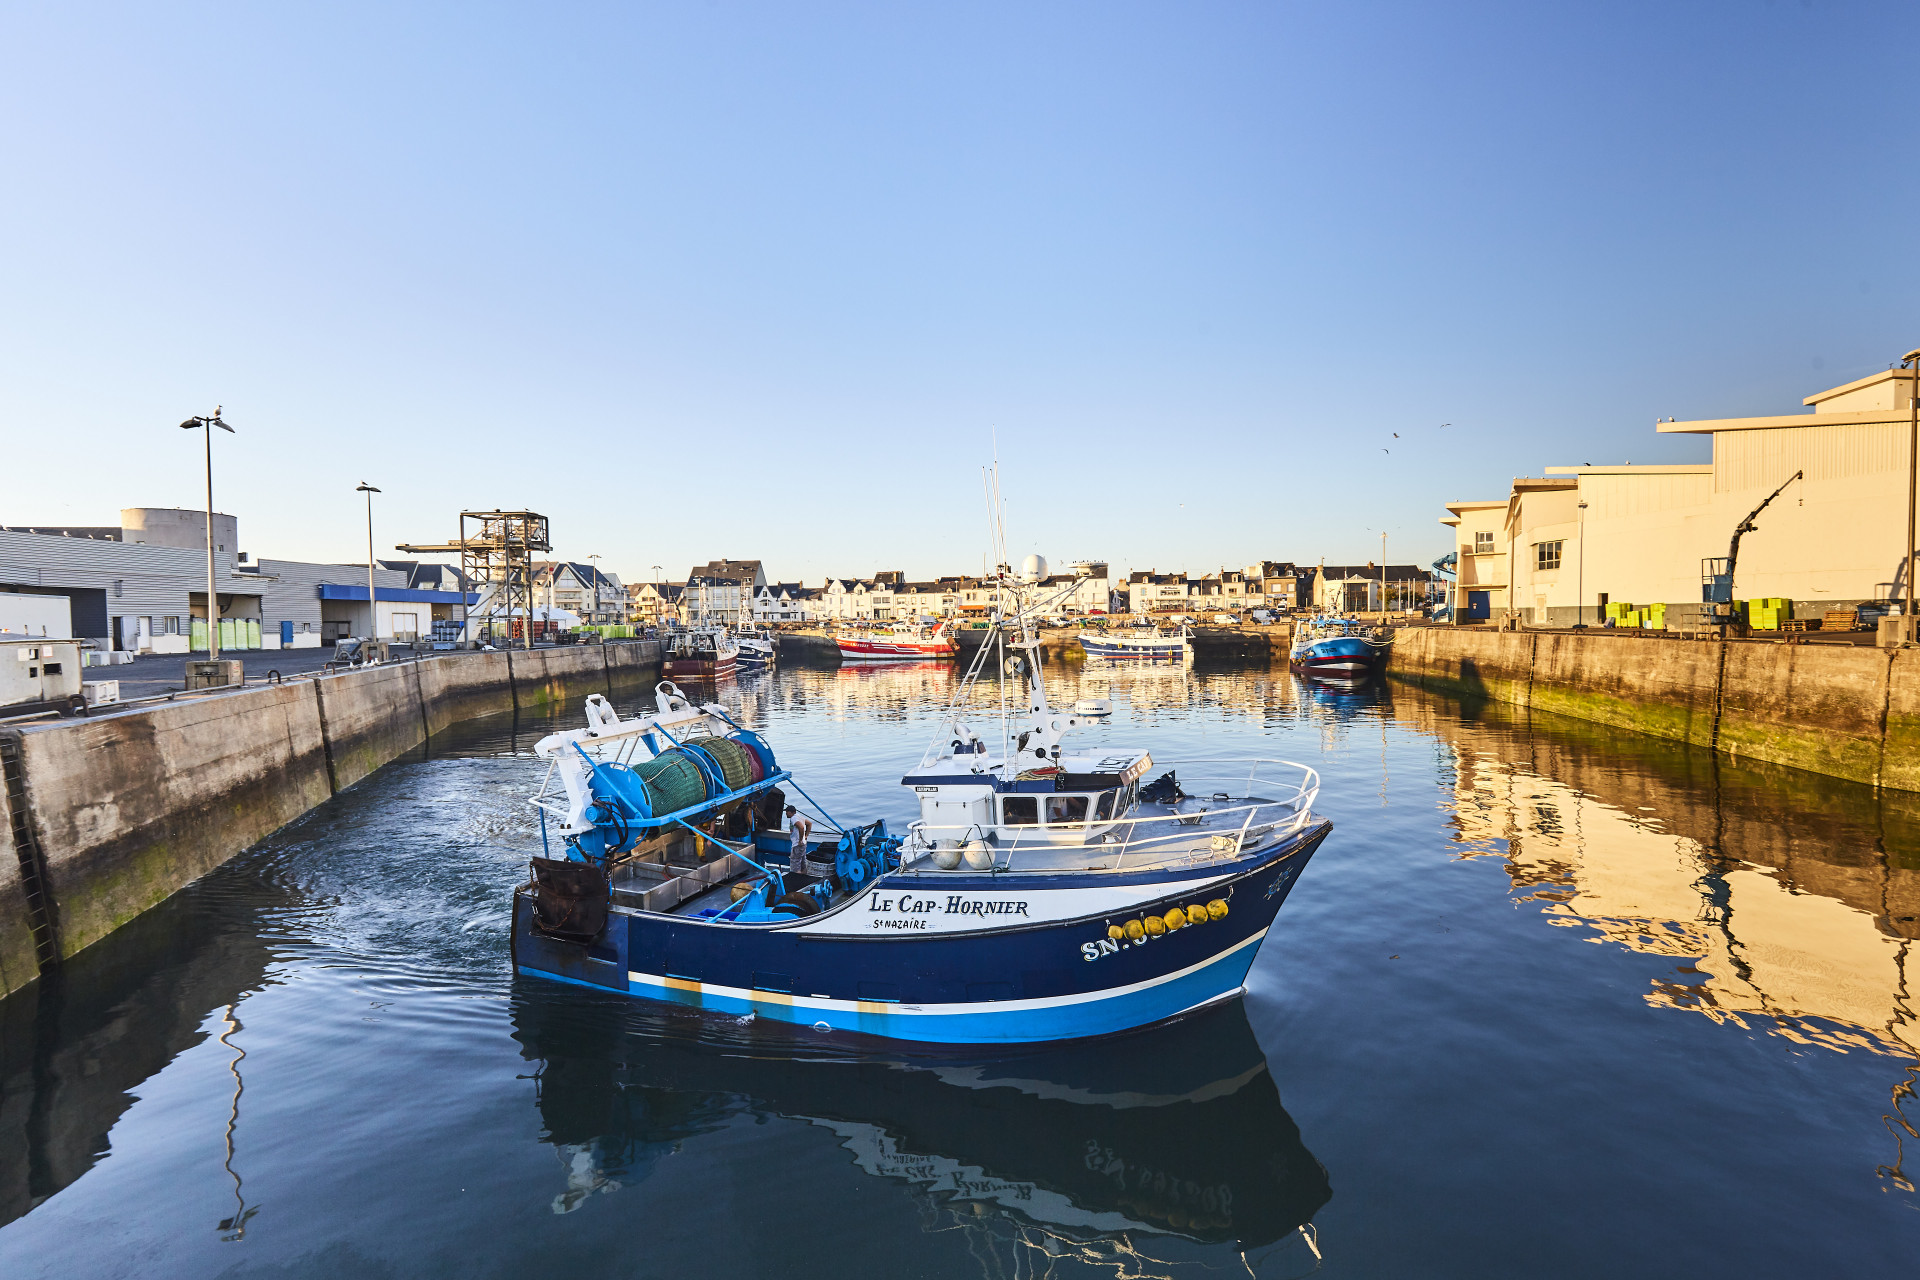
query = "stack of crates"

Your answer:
(1746, 597), (1792, 631)
(1603, 600), (1670, 630)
